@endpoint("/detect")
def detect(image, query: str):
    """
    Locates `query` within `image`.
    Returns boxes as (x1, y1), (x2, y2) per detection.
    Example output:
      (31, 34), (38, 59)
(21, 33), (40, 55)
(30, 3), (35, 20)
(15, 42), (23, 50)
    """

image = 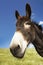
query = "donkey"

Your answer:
(10, 3), (43, 58)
